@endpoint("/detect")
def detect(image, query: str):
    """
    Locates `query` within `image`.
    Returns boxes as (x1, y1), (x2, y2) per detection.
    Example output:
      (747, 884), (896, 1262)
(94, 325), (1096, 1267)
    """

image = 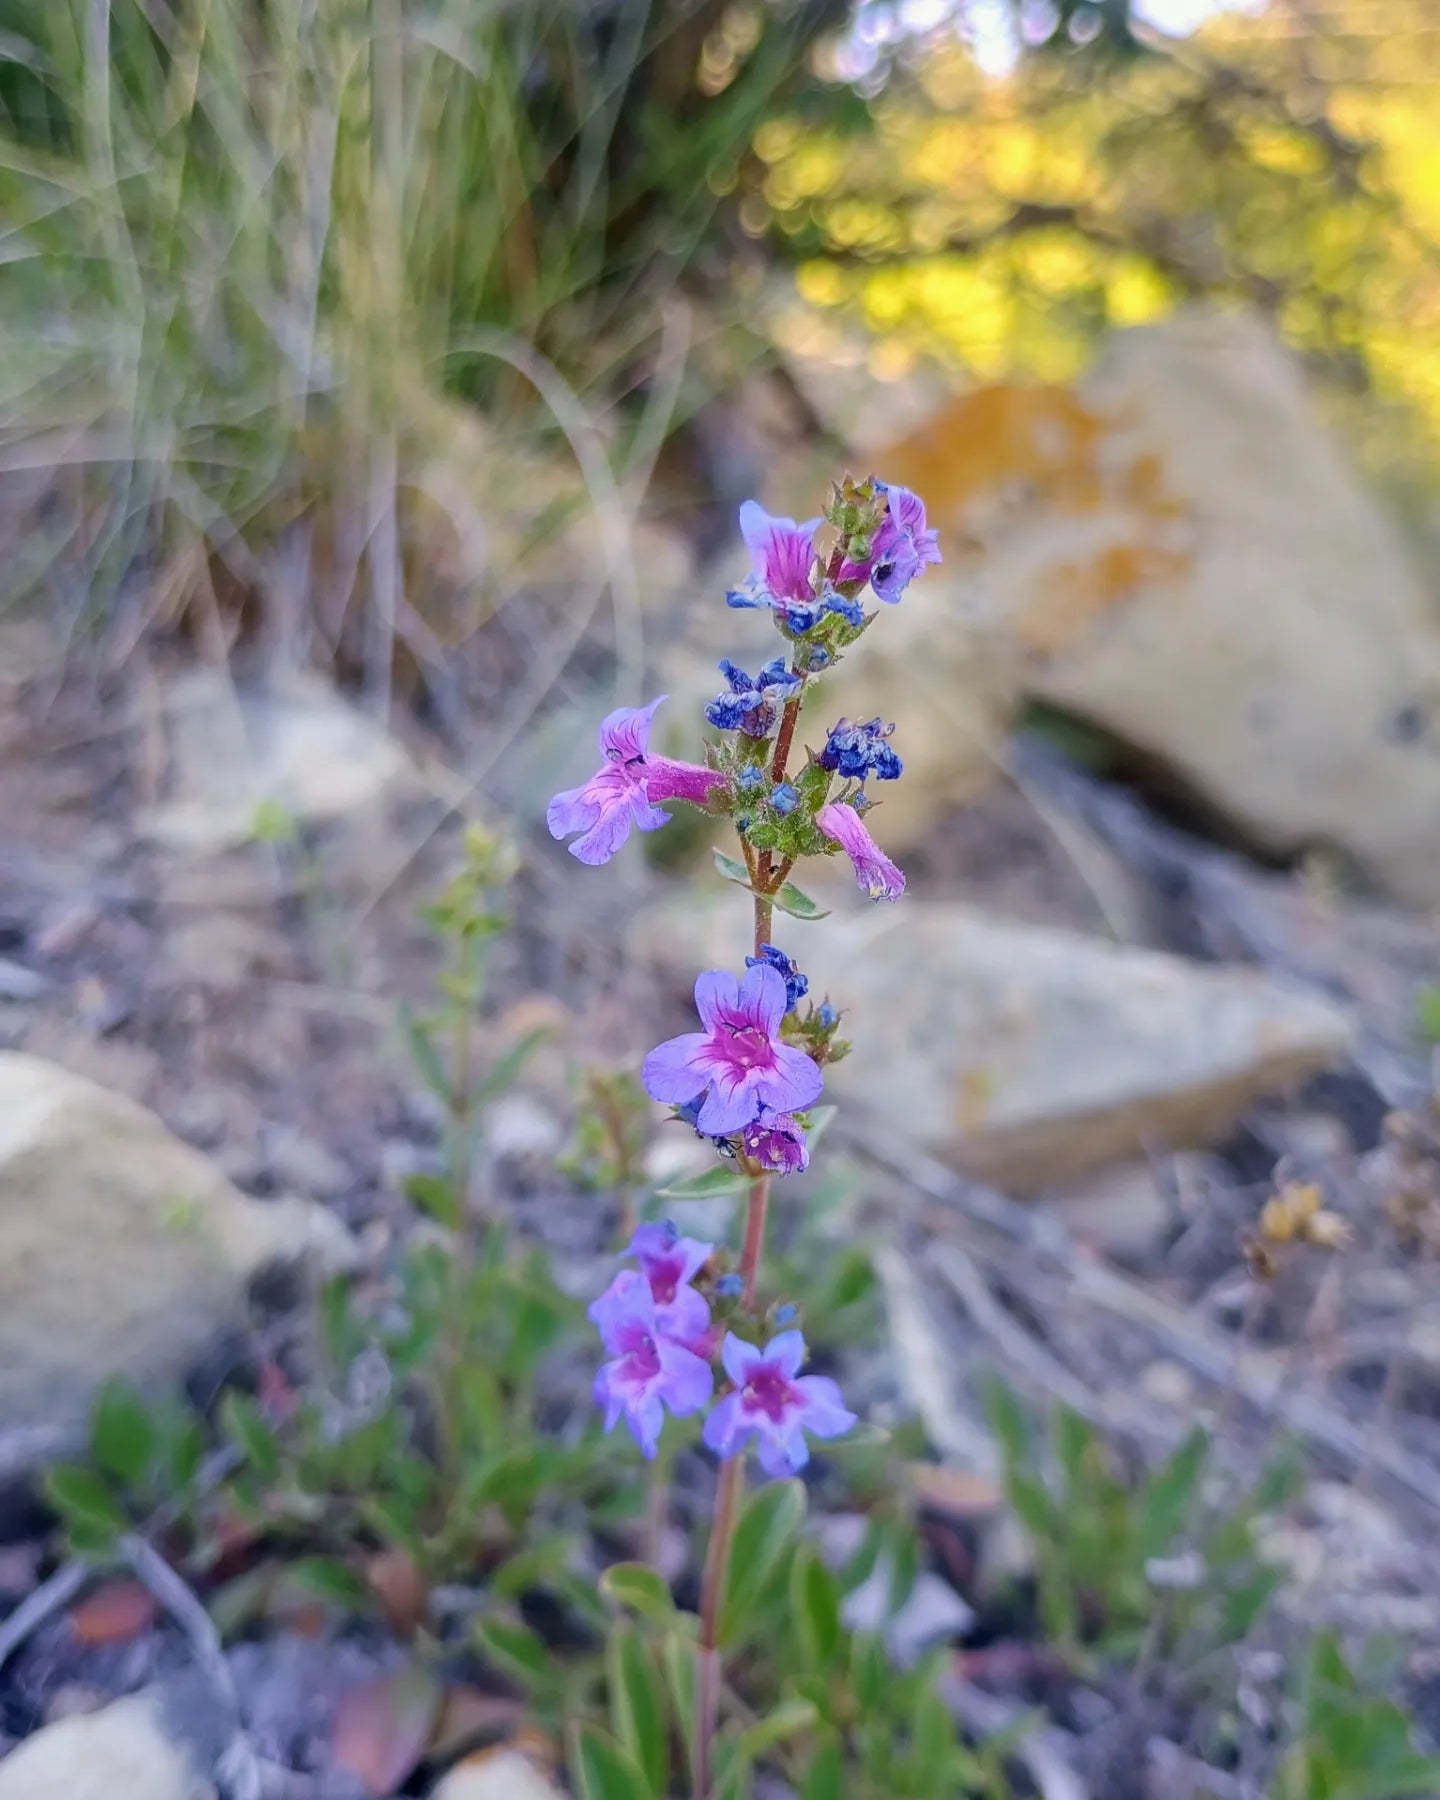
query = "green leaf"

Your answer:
(1050, 1404), (1093, 1491)
(287, 1557), (371, 1609)
(401, 1007), (451, 1104)
(599, 1562), (676, 1623)
(607, 1623), (667, 1797)
(712, 850), (829, 921)
(569, 1724), (655, 1800)
(738, 1698), (819, 1760)
(711, 1738), (754, 1800)
(800, 1731), (845, 1800)
(653, 1165), (753, 1202)
(90, 1380), (158, 1490)
(713, 849), (752, 889)
(44, 1464), (126, 1548)
(981, 1377), (1032, 1469)
(476, 1025), (552, 1105)
(219, 1392), (280, 1483)
(720, 1479), (806, 1643)
(661, 1631), (698, 1762)
(1137, 1427), (1208, 1558)
(772, 880), (829, 921)
(791, 1548), (842, 1668)
(1416, 984), (1440, 1043)
(474, 1616), (552, 1691)
(403, 1173), (461, 1230)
